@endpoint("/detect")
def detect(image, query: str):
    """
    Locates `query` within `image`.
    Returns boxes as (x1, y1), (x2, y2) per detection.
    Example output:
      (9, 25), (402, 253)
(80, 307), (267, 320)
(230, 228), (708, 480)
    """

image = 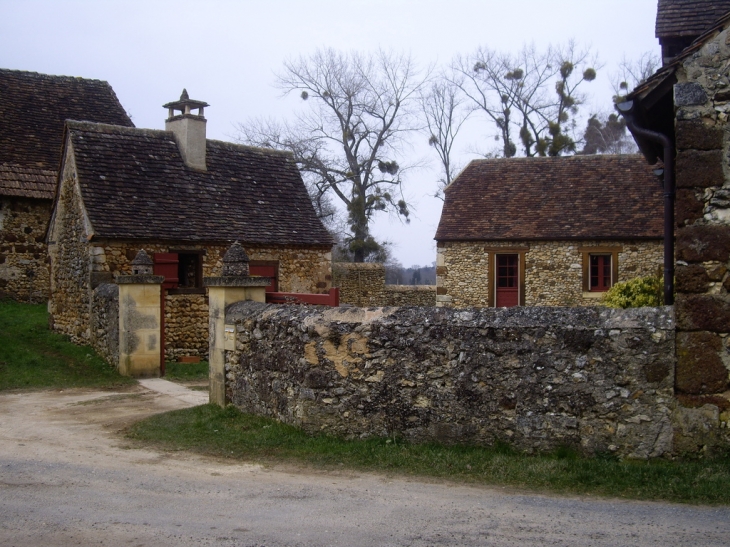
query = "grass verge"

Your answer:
(127, 404), (730, 505)
(0, 299), (135, 391)
(164, 360), (209, 381)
